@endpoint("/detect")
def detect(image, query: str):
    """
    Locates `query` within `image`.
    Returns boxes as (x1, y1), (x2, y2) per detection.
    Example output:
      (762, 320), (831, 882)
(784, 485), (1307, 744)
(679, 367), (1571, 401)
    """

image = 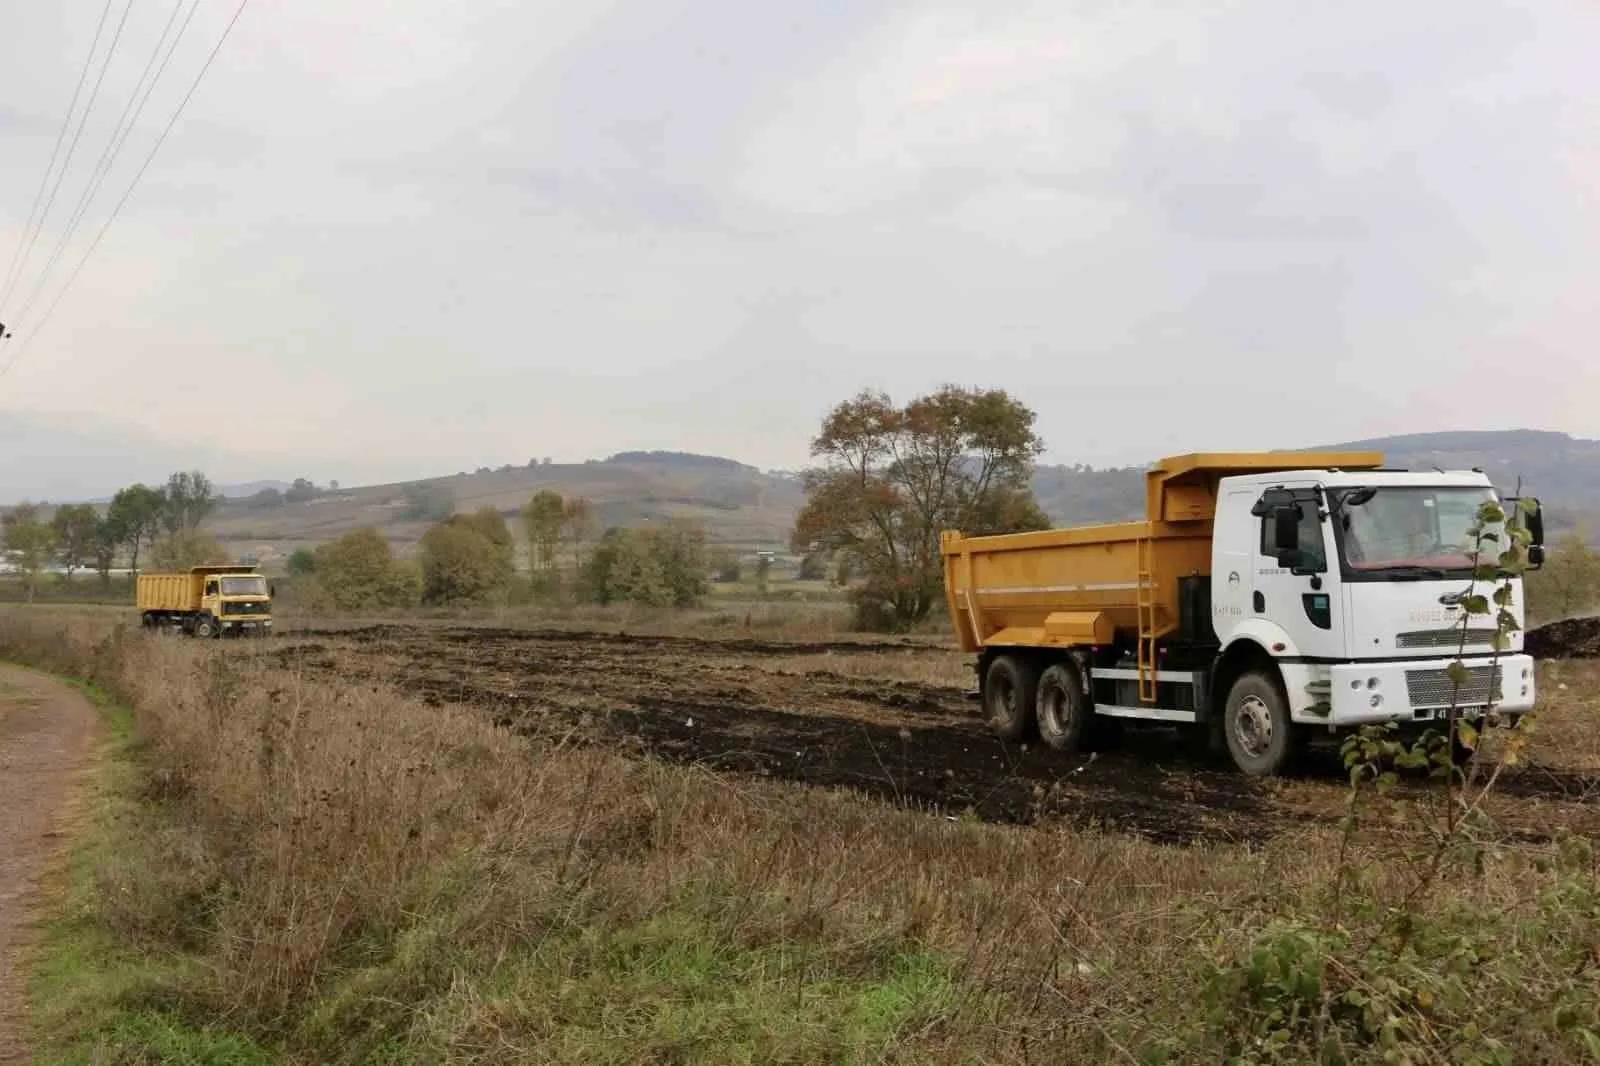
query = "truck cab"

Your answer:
(1211, 468), (1539, 744)
(200, 570), (274, 637)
